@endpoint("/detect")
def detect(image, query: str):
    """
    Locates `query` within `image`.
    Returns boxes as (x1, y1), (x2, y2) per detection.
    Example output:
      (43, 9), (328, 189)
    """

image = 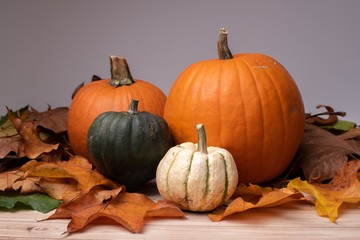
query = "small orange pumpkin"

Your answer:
(67, 56), (167, 159)
(163, 28), (305, 184)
